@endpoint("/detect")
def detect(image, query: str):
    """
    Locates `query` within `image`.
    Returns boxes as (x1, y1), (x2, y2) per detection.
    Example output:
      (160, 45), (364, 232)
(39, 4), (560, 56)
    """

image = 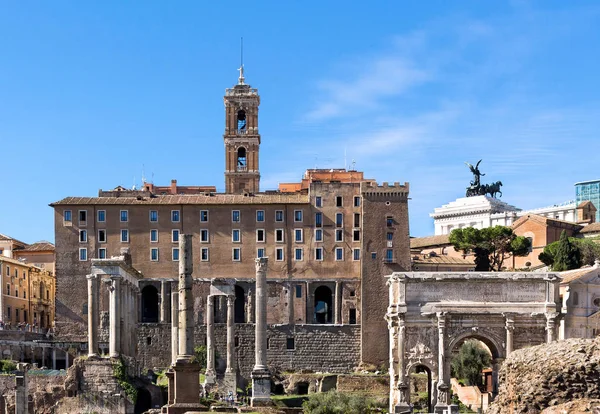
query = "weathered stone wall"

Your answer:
(489, 337), (600, 414)
(137, 323), (361, 378)
(0, 370), (67, 414)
